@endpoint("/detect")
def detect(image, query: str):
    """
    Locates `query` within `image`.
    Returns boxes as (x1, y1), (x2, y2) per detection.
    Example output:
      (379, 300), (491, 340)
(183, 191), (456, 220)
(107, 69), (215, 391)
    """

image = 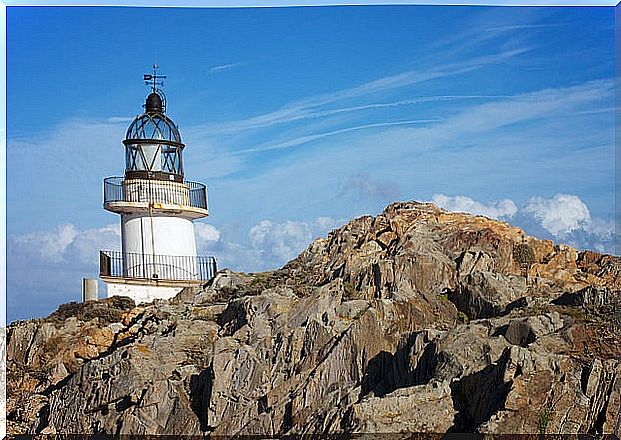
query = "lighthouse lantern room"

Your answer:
(100, 67), (217, 303)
